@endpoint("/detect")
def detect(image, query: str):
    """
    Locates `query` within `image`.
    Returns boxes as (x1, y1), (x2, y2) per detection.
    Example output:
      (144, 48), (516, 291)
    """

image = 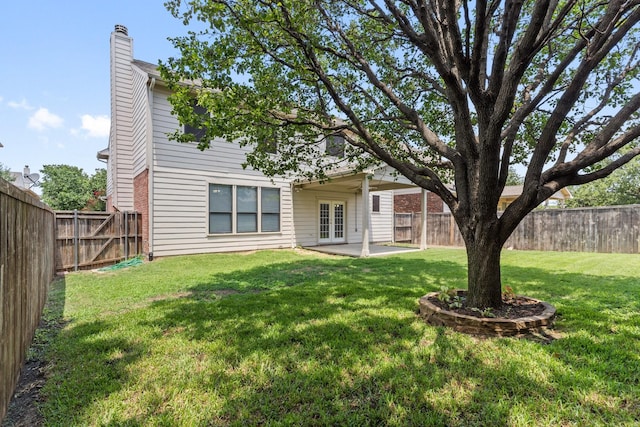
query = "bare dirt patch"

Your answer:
(2, 358), (46, 427)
